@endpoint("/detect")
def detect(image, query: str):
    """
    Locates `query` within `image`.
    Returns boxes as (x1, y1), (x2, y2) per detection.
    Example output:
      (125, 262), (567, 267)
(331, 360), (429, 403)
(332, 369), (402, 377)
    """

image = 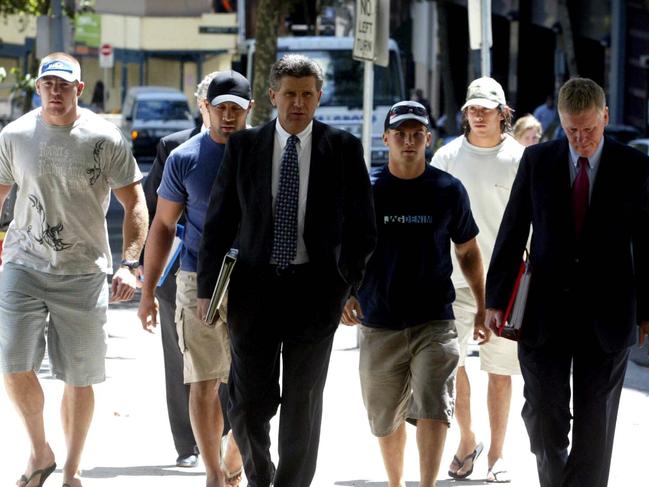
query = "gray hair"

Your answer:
(269, 54), (324, 91)
(558, 77), (606, 116)
(194, 71), (220, 102)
